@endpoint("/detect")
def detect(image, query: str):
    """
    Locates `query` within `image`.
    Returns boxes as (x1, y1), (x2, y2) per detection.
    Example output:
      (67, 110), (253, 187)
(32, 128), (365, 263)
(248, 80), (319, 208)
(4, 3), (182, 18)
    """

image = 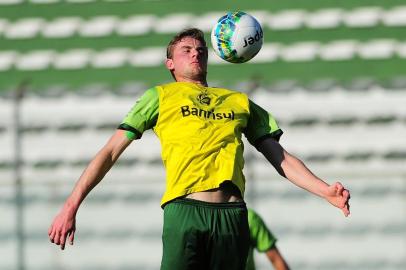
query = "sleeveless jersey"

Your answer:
(119, 81), (282, 206)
